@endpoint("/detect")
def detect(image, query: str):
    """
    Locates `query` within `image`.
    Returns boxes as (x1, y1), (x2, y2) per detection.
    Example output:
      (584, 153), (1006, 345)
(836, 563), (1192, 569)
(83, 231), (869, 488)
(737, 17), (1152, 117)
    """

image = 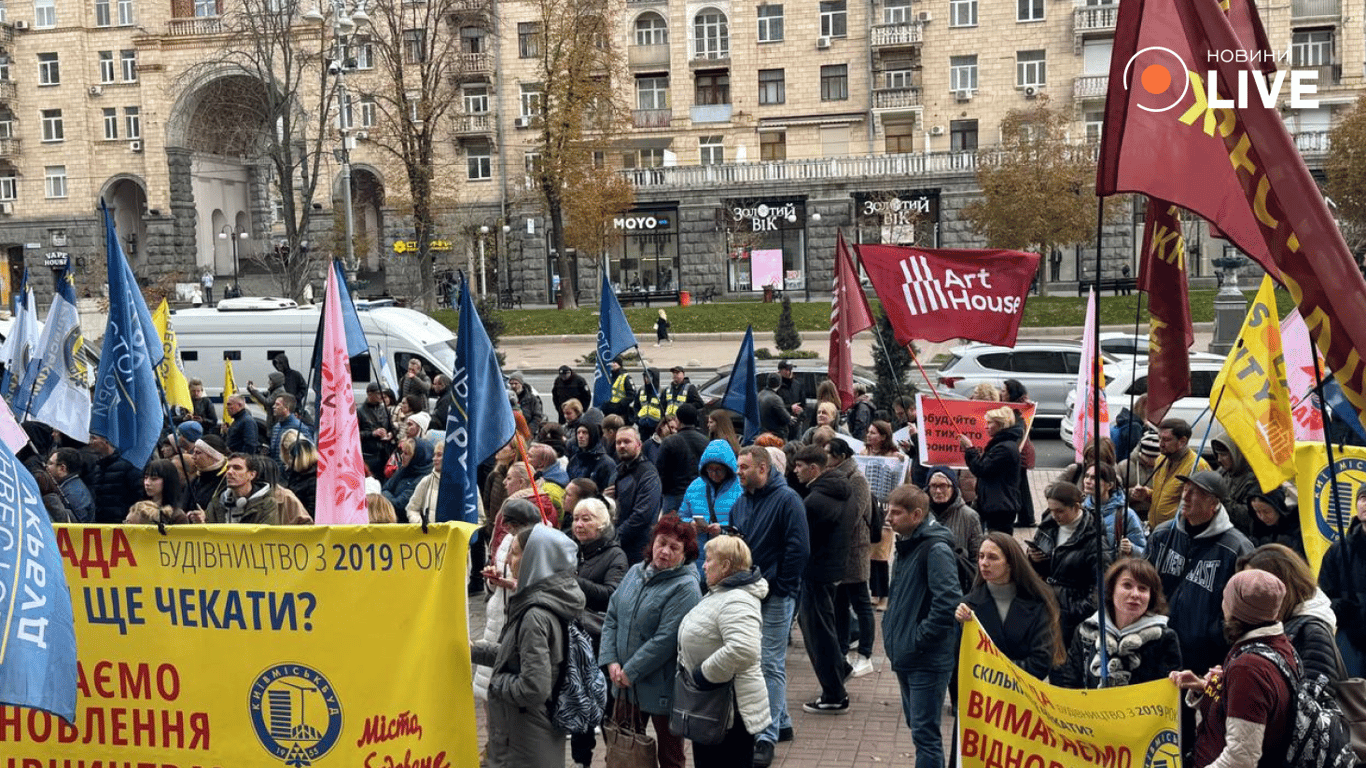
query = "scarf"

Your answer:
(1077, 612), (1168, 687)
